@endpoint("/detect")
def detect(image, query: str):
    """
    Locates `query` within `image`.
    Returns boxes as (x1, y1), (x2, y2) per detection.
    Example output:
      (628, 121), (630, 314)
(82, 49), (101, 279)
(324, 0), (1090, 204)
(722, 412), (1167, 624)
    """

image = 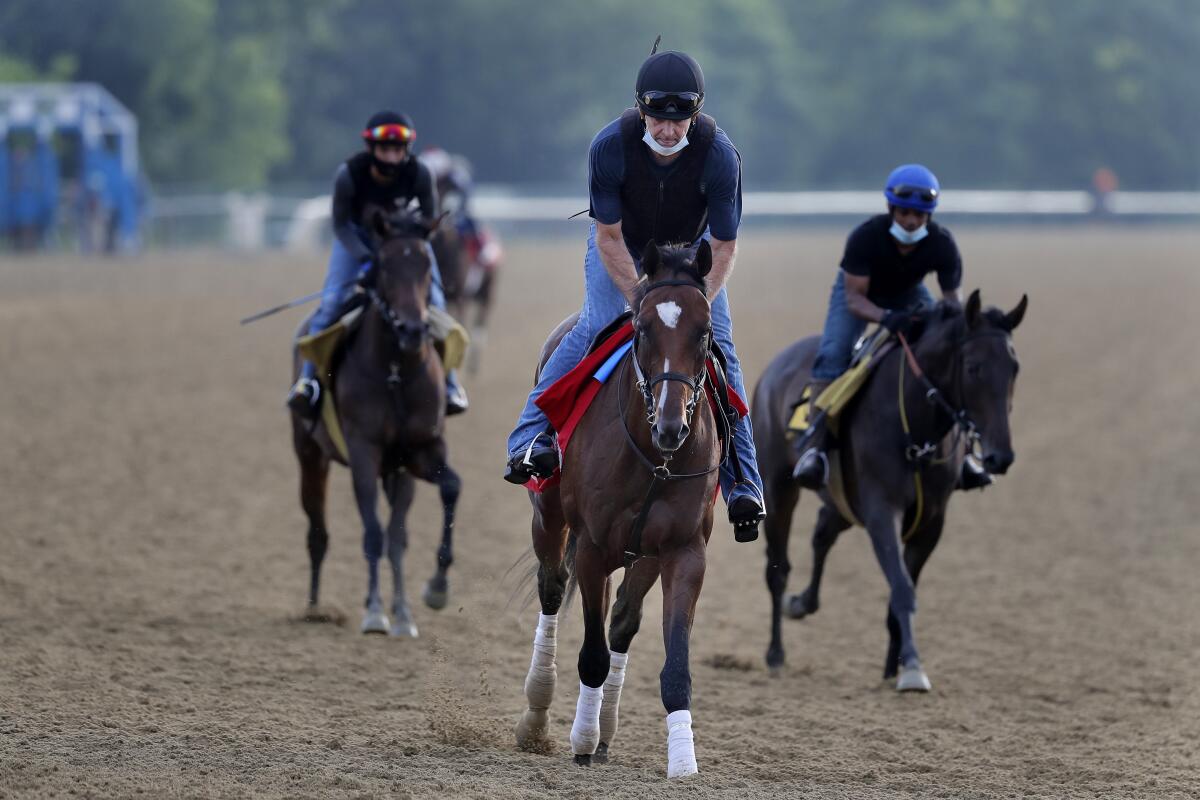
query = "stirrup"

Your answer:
(287, 378), (321, 416)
